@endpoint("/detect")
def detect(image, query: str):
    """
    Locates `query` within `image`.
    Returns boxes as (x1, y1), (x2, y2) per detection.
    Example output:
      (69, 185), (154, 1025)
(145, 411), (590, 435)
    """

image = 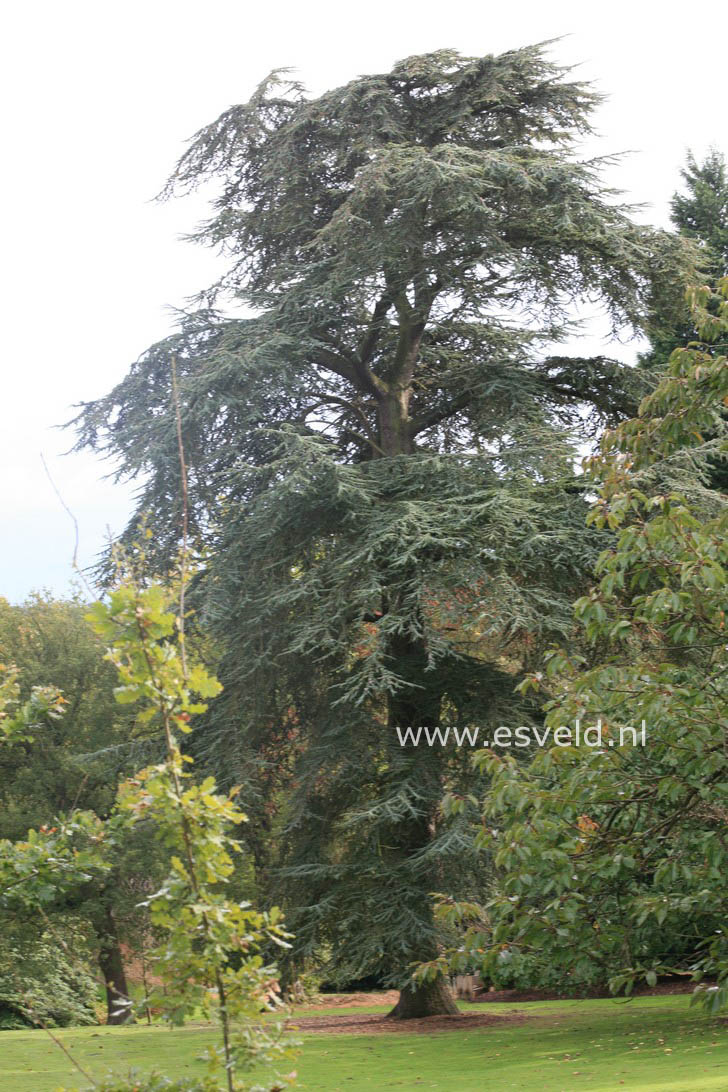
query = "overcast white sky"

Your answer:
(1, 0), (725, 602)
